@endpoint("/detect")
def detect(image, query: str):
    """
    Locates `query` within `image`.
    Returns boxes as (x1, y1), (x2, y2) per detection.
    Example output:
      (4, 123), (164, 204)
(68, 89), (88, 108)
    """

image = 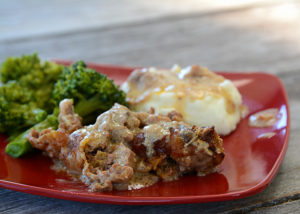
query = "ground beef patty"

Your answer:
(28, 99), (225, 192)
